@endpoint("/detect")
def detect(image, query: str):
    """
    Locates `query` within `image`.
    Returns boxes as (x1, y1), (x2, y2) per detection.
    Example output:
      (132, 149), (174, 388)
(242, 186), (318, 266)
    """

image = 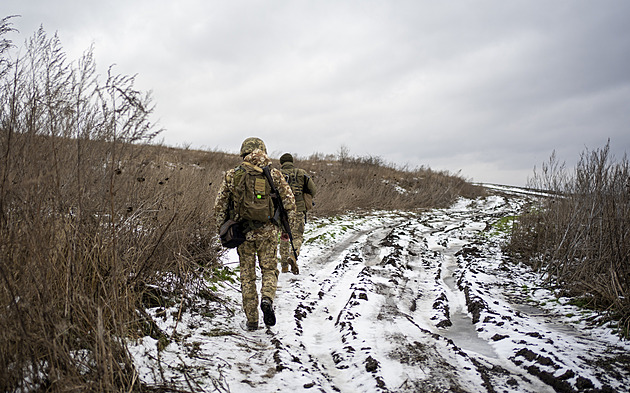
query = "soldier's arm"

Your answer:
(213, 171), (231, 234)
(305, 172), (316, 197)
